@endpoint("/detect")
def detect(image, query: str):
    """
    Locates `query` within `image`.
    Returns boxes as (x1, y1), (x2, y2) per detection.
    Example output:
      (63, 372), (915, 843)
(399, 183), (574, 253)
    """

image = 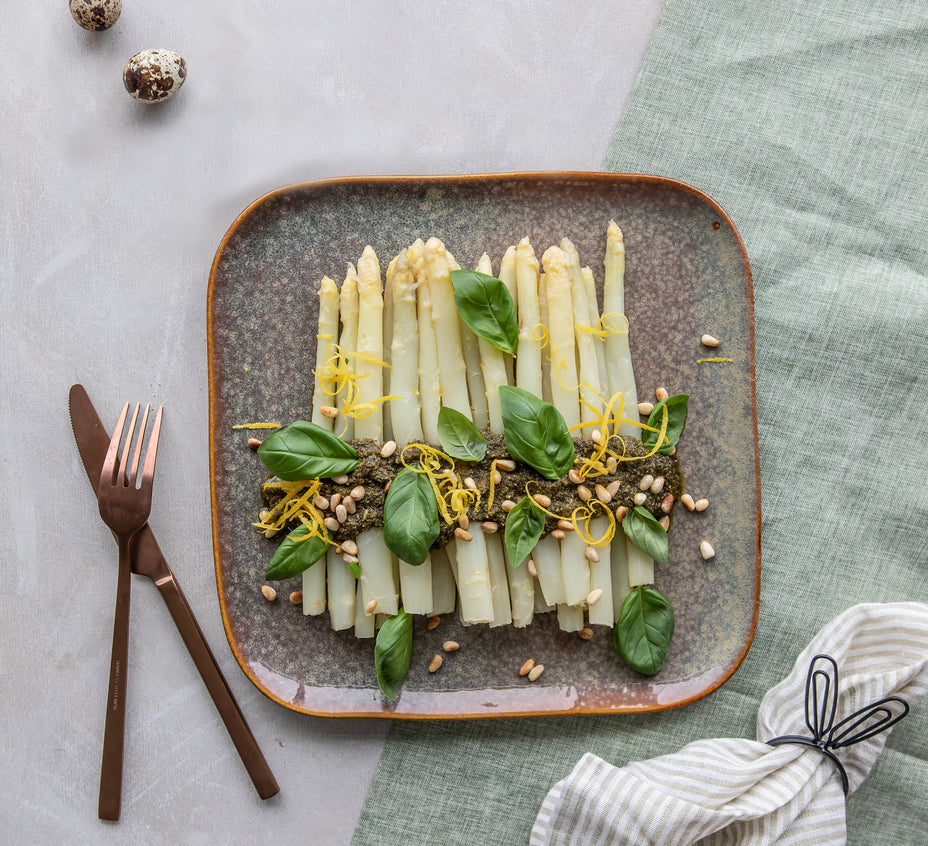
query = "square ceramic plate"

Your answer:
(207, 172), (760, 718)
